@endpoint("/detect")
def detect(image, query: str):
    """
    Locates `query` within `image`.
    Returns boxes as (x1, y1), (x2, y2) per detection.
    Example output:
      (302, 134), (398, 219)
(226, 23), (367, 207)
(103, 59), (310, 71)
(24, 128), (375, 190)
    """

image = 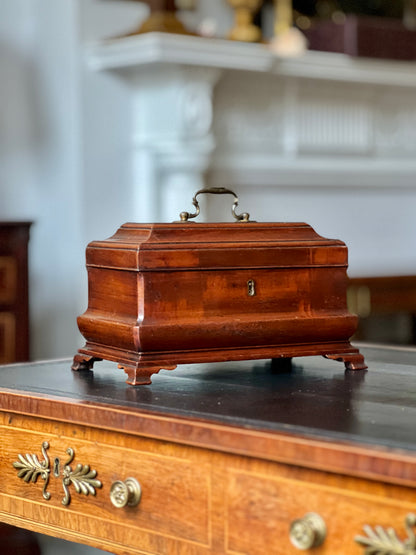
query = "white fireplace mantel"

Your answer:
(87, 32), (416, 87)
(84, 33), (416, 276)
